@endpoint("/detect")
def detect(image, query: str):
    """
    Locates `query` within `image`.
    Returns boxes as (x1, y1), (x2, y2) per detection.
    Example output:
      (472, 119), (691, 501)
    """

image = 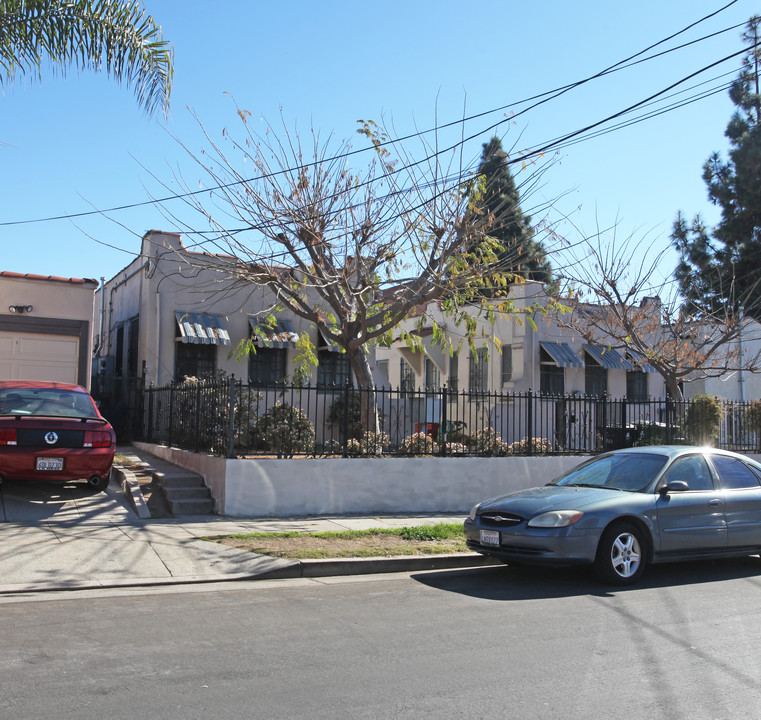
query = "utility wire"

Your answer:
(0, 2), (744, 229)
